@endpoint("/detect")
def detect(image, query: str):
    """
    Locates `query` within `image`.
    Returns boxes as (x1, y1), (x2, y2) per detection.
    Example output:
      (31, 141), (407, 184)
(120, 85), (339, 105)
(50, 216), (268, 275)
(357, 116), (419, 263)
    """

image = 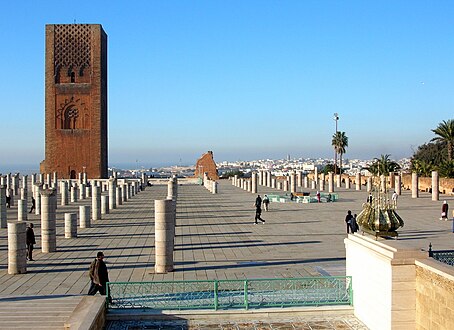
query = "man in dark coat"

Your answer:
(26, 223), (36, 261)
(88, 251), (110, 296)
(254, 195), (265, 224)
(345, 210), (354, 234)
